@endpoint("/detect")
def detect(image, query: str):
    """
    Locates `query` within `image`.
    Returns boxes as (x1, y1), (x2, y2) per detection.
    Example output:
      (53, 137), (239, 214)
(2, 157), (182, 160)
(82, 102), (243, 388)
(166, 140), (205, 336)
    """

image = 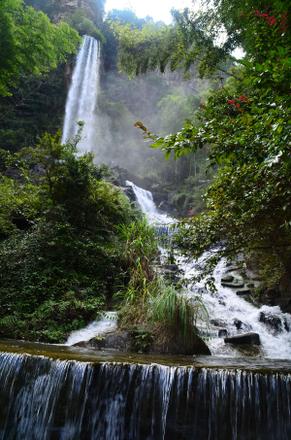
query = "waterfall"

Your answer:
(0, 352), (290, 440)
(62, 35), (101, 154)
(65, 312), (118, 346)
(127, 181), (291, 359)
(126, 180), (174, 225)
